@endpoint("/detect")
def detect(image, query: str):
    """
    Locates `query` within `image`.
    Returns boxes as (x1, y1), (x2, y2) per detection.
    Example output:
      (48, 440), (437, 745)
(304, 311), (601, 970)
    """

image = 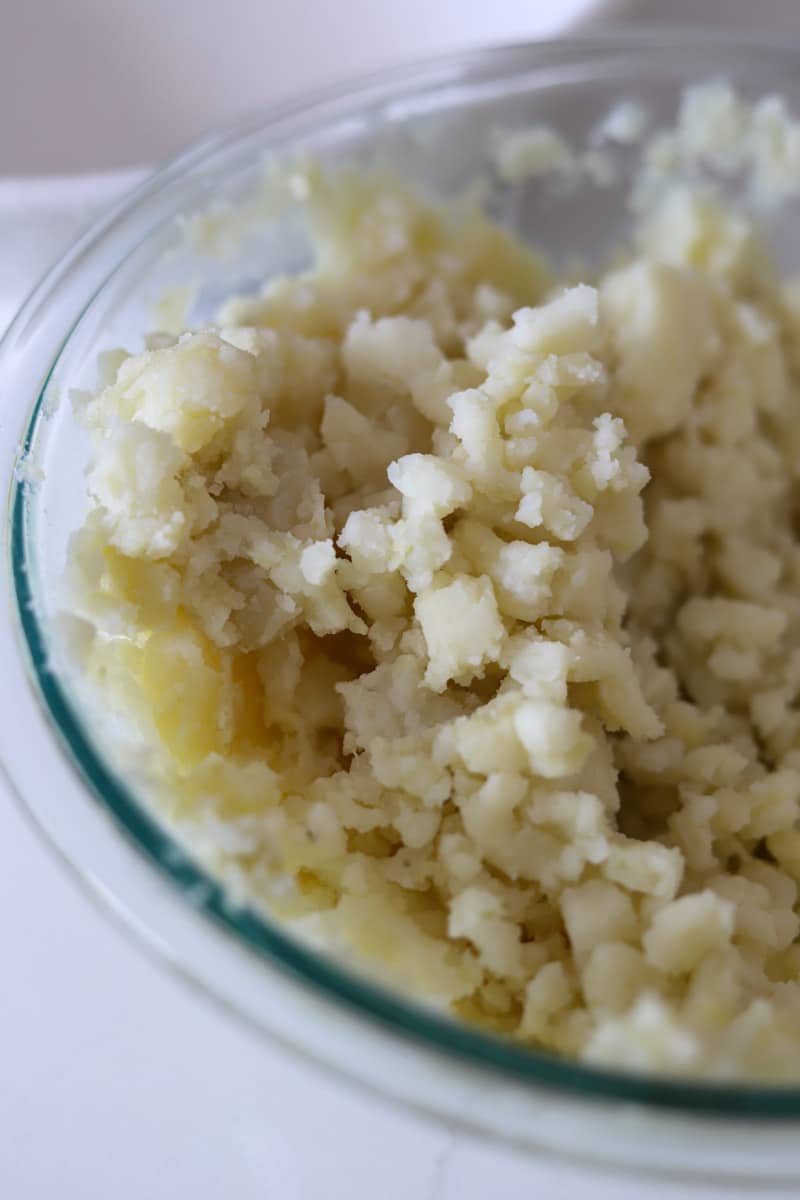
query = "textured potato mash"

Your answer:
(70, 84), (800, 1079)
